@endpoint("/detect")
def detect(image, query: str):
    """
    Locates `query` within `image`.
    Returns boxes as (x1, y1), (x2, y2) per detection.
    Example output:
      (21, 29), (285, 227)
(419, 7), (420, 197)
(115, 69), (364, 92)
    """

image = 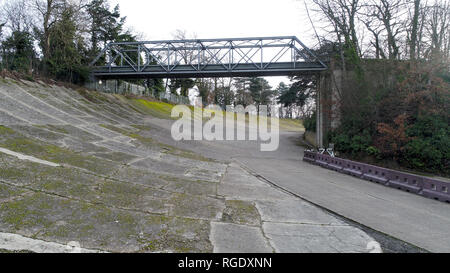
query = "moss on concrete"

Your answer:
(0, 82), (233, 253)
(138, 215), (212, 253)
(130, 124), (153, 131)
(161, 176), (217, 196)
(0, 193), (54, 231)
(221, 200), (261, 226)
(0, 130), (118, 176)
(0, 126), (15, 135)
(100, 124), (214, 162)
(0, 184), (28, 200)
(169, 193), (224, 220)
